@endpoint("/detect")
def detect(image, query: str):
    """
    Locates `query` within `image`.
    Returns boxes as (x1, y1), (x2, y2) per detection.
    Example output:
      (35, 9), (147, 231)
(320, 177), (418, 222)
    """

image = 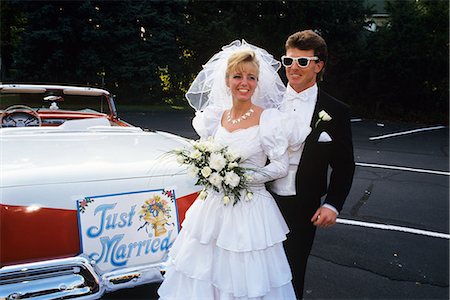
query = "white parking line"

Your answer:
(356, 162), (450, 176)
(337, 218), (450, 239)
(369, 125), (446, 140)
